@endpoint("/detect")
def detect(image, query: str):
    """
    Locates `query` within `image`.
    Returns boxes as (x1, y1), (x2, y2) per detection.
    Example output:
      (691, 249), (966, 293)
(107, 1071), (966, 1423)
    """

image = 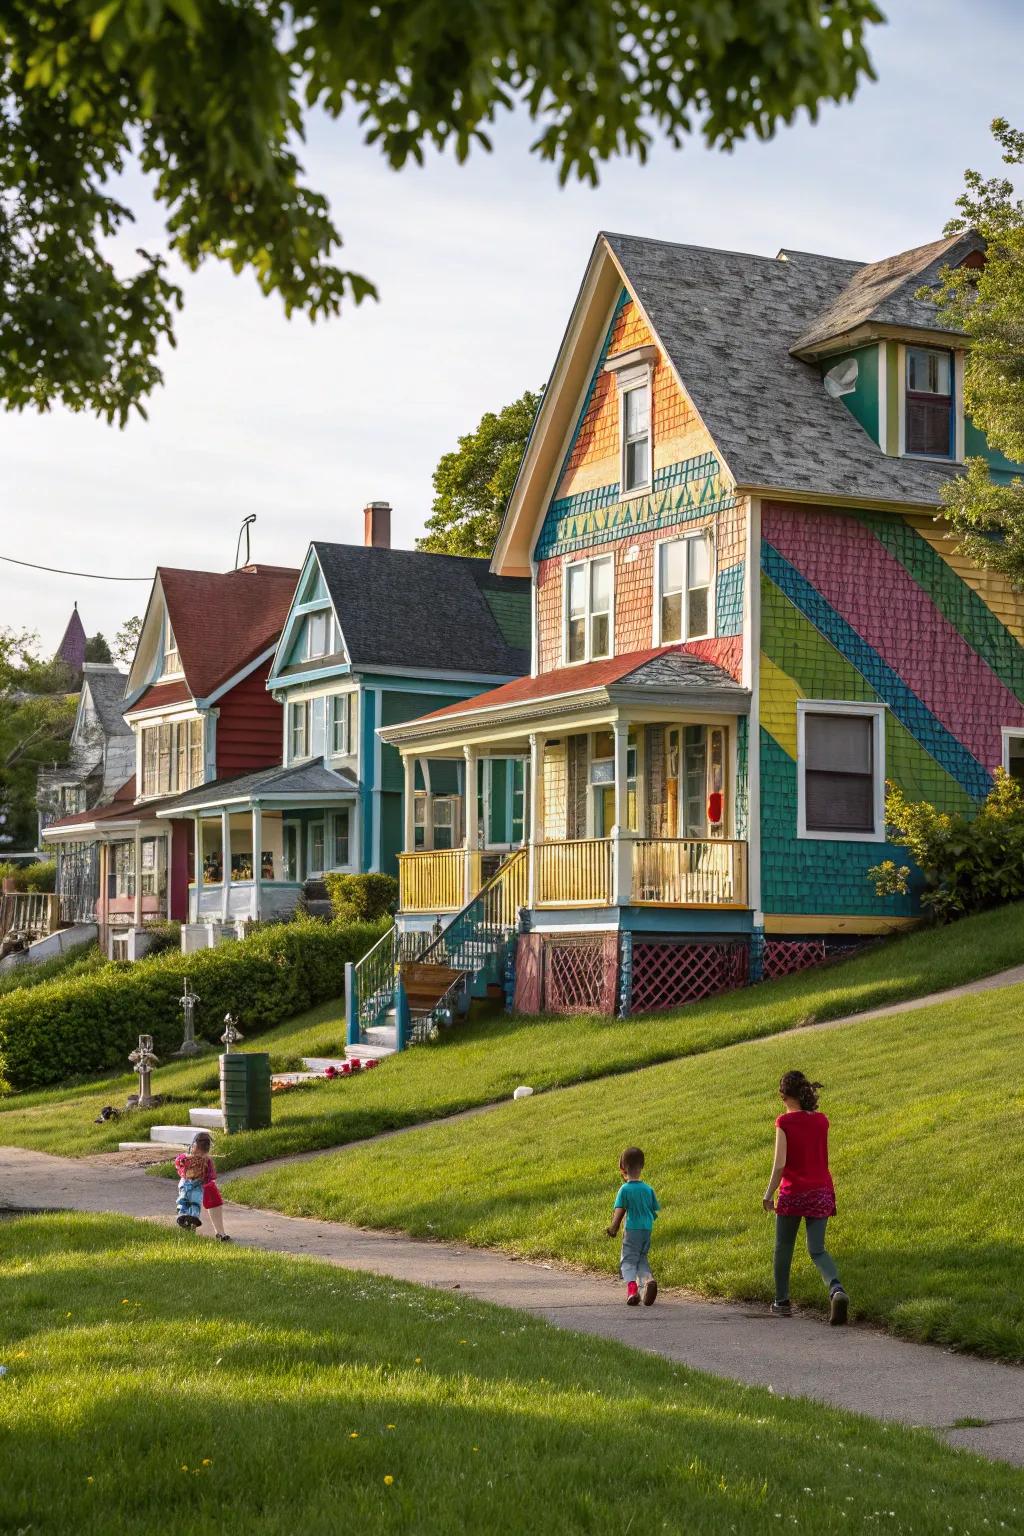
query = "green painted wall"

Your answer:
(827, 344), (880, 444)
(885, 343), (899, 453)
(964, 416), (1024, 484)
